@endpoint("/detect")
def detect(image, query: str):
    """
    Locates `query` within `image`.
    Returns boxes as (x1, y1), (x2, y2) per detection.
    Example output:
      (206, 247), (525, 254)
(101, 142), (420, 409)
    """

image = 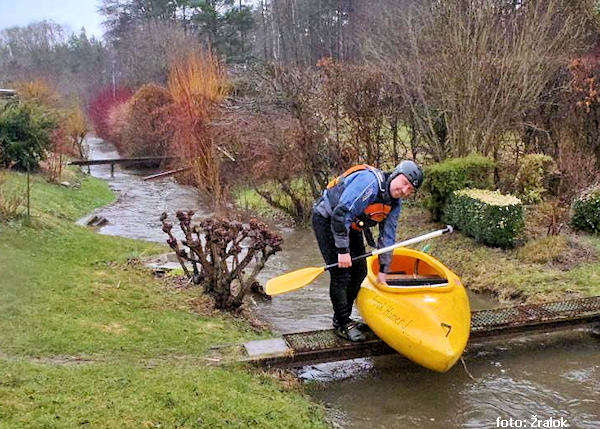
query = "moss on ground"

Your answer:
(0, 171), (327, 429)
